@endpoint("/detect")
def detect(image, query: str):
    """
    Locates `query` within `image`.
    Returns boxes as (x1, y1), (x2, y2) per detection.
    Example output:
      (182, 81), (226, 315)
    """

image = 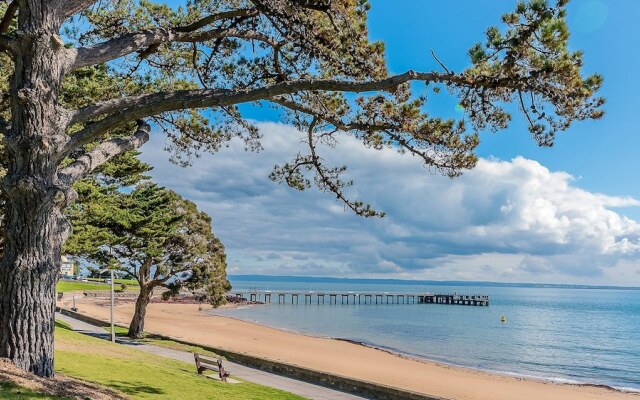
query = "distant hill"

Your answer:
(228, 274), (640, 290)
